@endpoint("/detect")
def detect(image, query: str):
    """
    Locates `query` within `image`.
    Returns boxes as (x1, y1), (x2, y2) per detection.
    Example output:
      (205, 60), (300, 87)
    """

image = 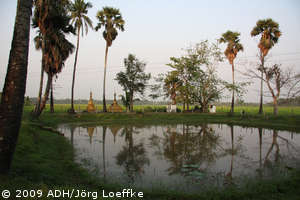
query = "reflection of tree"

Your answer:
(258, 128), (263, 169)
(116, 126), (150, 183)
(150, 124), (221, 177)
(224, 125), (234, 183)
(264, 130), (280, 167)
(70, 126), (75, 147)
(102, 126), (107, 181)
